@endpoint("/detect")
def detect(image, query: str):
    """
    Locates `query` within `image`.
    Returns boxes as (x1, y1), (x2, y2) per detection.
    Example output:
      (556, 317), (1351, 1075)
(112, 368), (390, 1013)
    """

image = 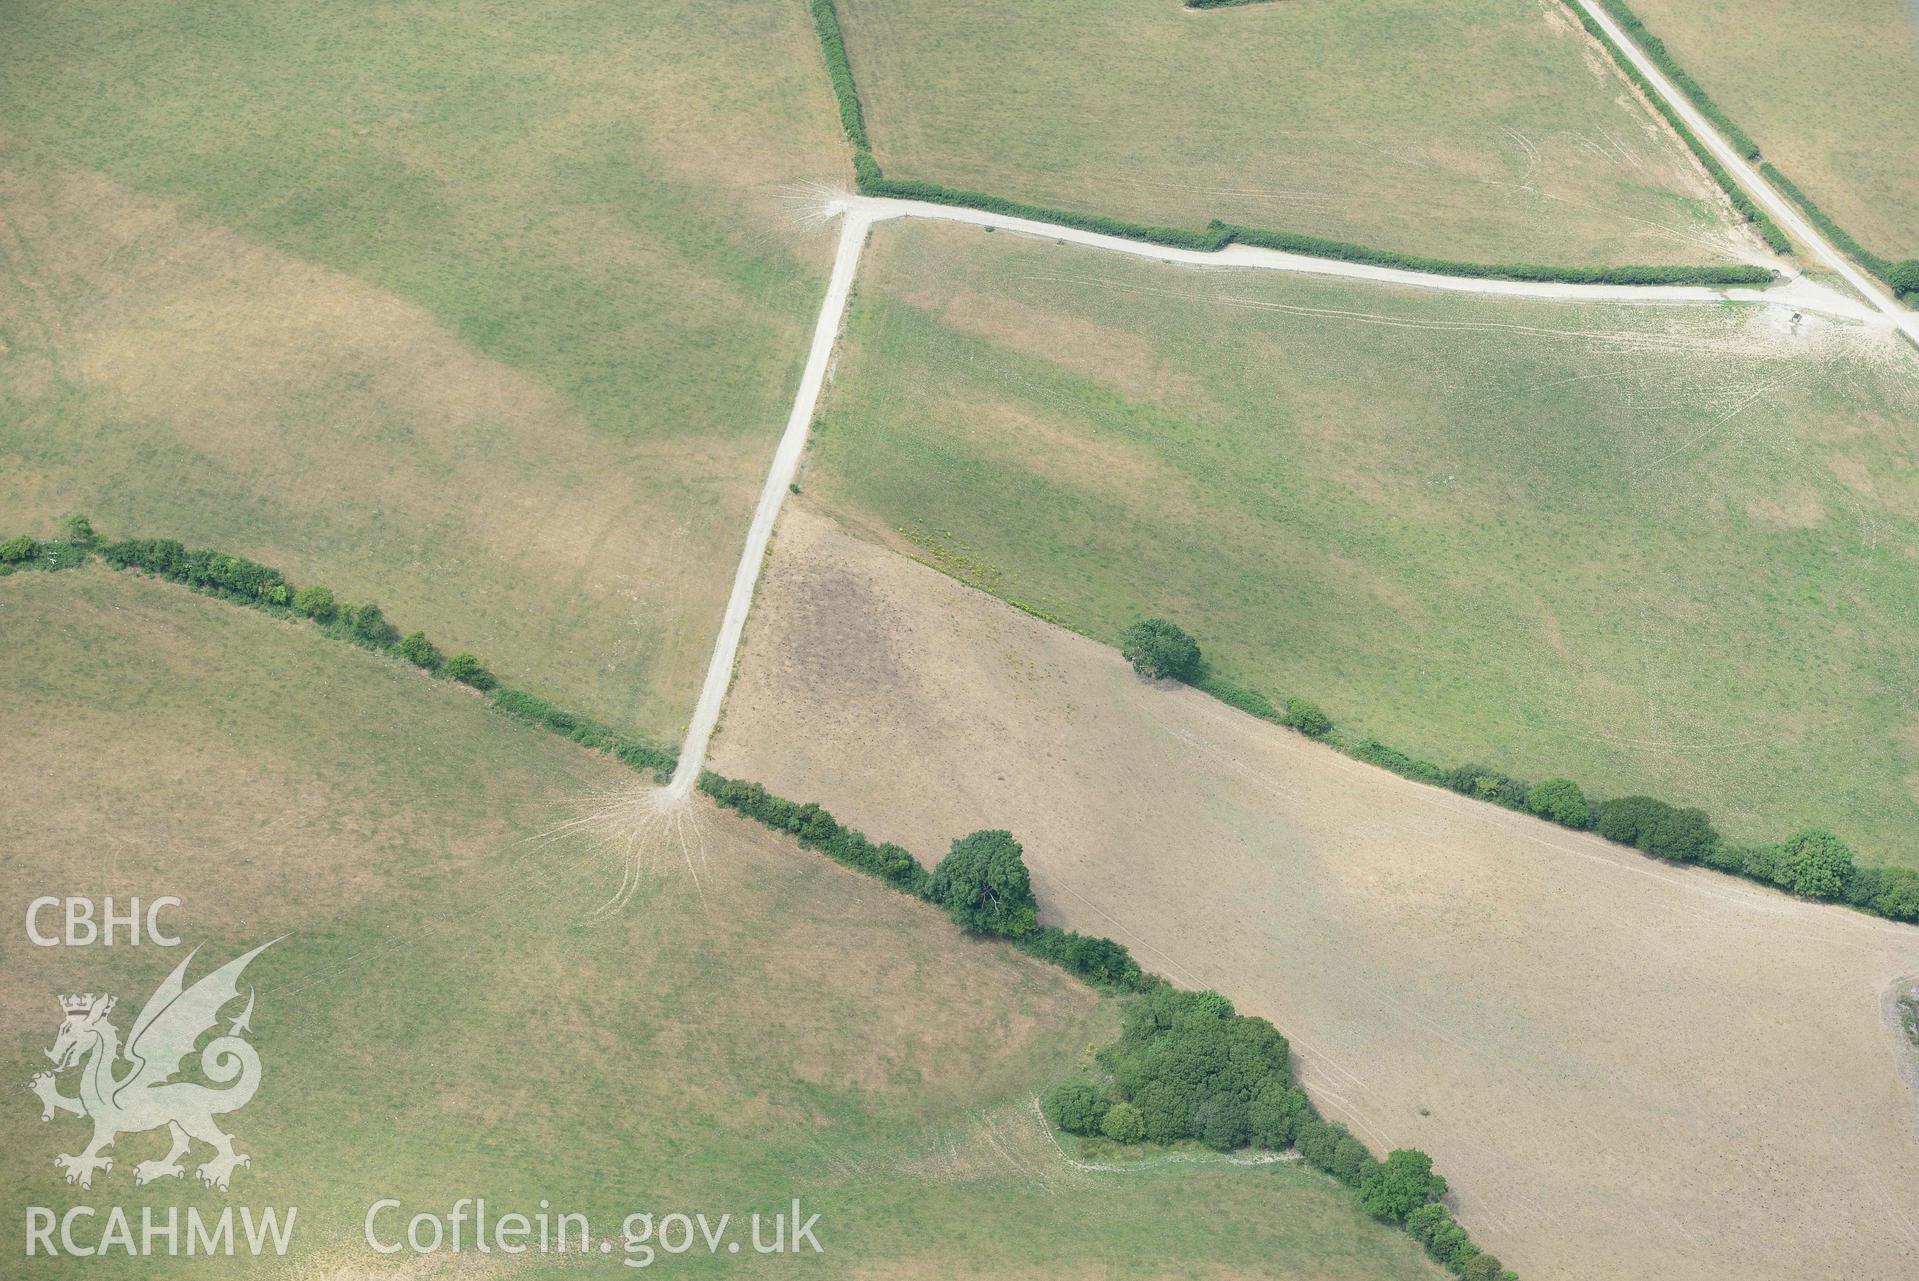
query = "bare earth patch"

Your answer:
(712, 508), (1919, 1281)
